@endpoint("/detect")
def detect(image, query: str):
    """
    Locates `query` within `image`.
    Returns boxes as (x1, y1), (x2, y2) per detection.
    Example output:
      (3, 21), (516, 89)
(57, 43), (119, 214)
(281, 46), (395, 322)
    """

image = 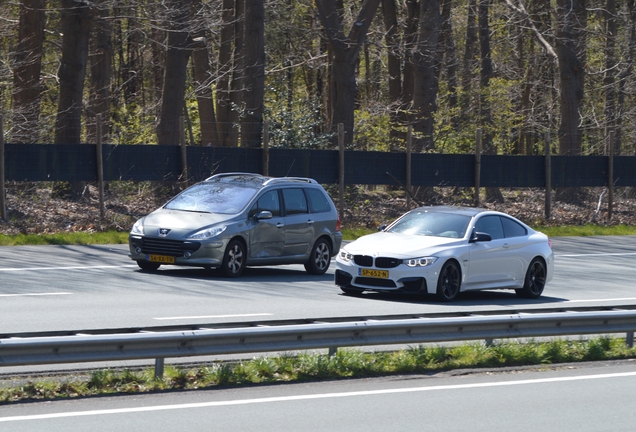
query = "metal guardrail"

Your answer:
(1, 309), (636, 377)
